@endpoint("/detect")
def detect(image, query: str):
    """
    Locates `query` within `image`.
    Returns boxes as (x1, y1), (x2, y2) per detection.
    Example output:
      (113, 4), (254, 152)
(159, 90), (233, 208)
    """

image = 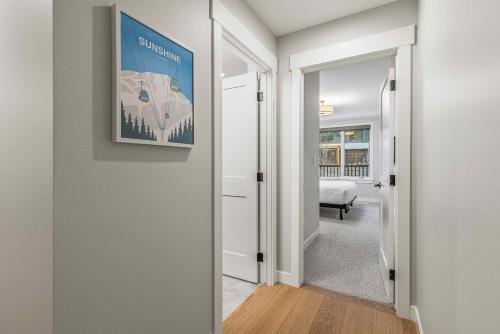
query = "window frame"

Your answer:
(319, 121), (374, 181)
